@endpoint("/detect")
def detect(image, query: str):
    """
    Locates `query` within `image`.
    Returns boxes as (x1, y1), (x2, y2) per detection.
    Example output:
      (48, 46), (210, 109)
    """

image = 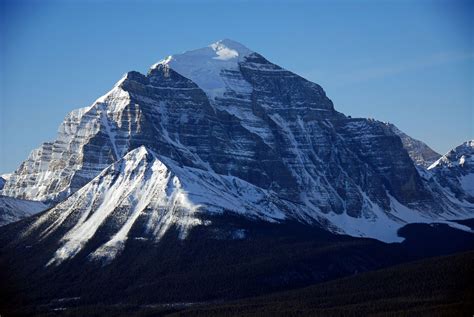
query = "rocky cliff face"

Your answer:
(1, 40), (473, 253)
